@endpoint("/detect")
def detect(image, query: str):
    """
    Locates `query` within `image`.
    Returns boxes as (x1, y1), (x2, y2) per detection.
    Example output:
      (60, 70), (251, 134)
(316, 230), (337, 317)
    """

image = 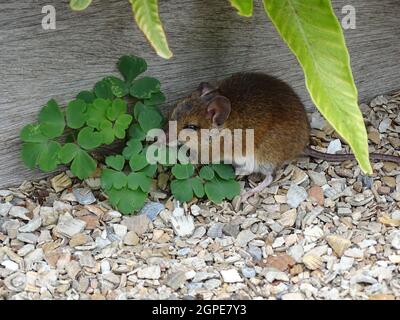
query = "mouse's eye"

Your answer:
(184, 124), (199, 131)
